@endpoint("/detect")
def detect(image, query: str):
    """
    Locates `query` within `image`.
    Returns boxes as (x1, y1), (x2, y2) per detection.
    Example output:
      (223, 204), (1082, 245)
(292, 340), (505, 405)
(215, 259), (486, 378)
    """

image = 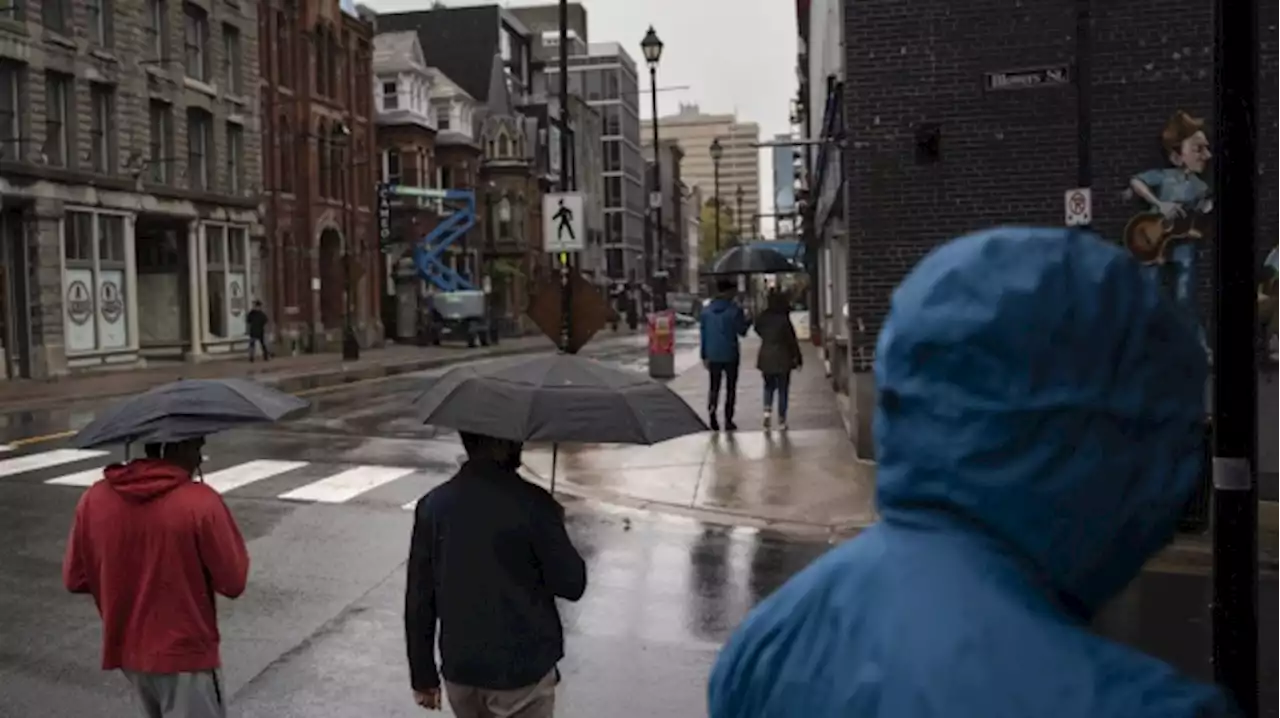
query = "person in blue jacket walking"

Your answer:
(700, 278), (751, 431)
(707, 227), (1231, 718)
